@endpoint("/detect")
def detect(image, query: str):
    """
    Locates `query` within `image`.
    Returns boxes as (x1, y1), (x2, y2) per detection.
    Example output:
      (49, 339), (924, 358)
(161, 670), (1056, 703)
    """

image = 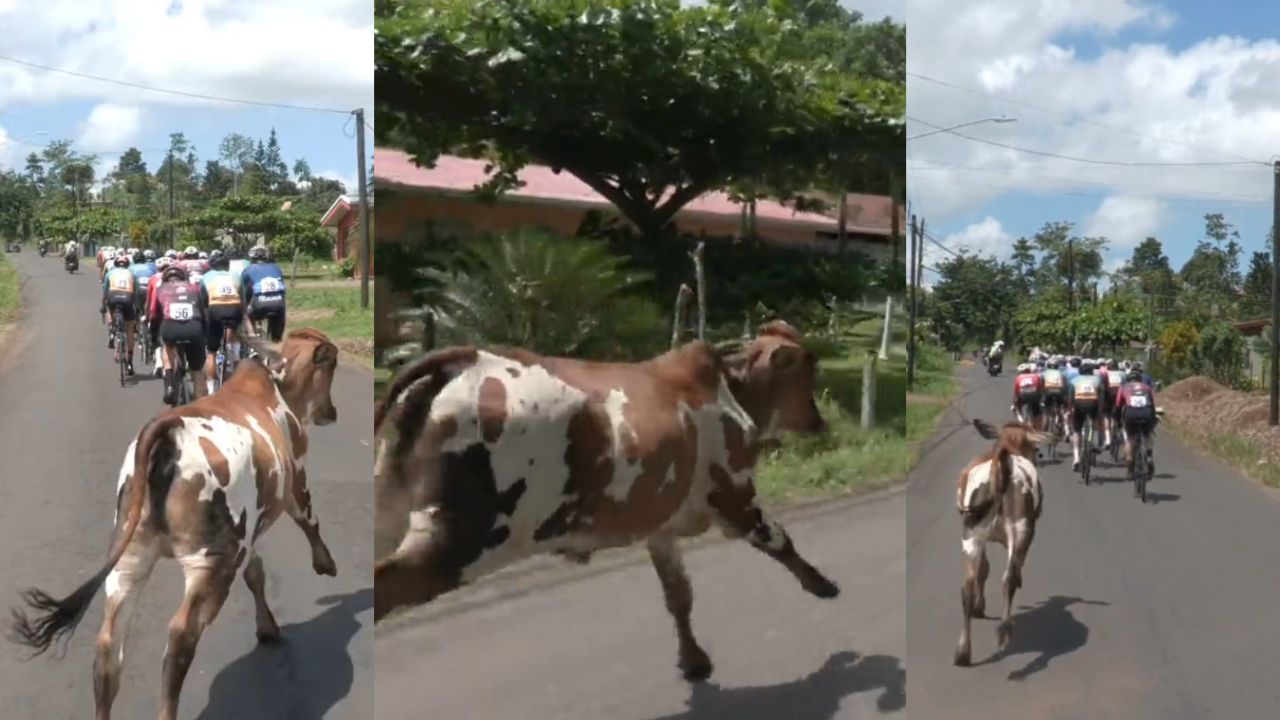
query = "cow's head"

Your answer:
(273, 328), (340, 425)
(721, 320), (825, 436)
